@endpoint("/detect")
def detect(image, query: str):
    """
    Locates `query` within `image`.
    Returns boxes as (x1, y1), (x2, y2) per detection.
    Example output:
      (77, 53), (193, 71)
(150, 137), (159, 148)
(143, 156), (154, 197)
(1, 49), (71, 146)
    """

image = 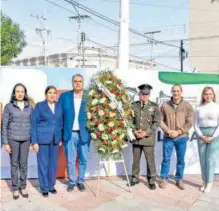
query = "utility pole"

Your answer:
(118, 0), (130, 71)
(81, 32), (86, 66)
(180, 40), (187, 72)
(98, 48), (102, 70)
(31, 12), (51, 66)
(144, 31), (161, 61)
(69, 15), (90, 65)
(68, 0), (90, 67)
